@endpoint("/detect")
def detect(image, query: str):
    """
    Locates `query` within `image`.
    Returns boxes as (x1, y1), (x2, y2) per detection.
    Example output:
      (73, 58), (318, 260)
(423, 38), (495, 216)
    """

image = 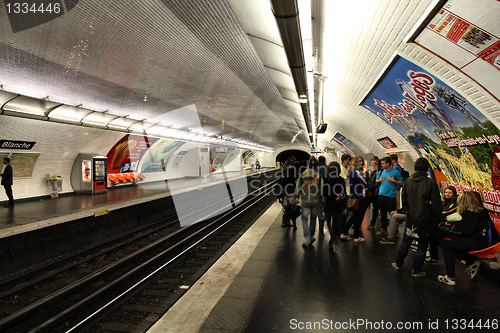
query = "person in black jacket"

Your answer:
(1, 157), (14, 207)
(280, 157), (299, 229)
(438, 191), (500, 286)
(322, 162), (347, 251)
(426, 185), (459, 264)
(366, 156), (382, 230)
(392, 157), (441, 277)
